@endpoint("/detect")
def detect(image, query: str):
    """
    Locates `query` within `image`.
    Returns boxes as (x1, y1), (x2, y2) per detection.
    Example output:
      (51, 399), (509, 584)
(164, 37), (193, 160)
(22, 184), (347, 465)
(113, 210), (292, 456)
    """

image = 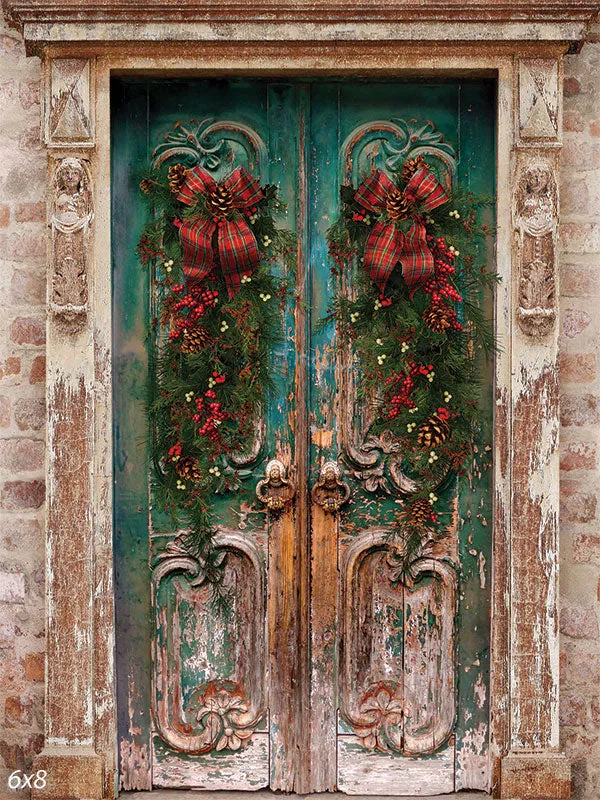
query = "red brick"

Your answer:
(590, 120), (600, 137)
(0, 480), (45, 510)
(592, 696), (600, 726)
(560, 394), (600, 426)
(5, 696), (32, 727)
(564, 646), (600, 685)
(14, 201), (45, 223)
(14, 398), (45, 431)
(18, 80), (39, 110)
(19, 124), (42, 152)
(561, 141), (600, 170)
(0, 734), (43, 771)
(560, 694), (587, 726)
(559, 353), (596, 383)
(563, 110), (586, 132)
(563, 309), (591, 339)
(574, 533), (600, 564)
(23, 652), (44, 682)
(11, 268), (45, 304)
(563, 731), (599, 760)
(561, 265), (600, 297)
(10, 316), (45, 346)
(0, 439), (44, 472)
(0, 395), (10, 427)
(564, 76), (582, 96)
(560, 482), (597, 523)
(0, 34), (21, 58)
(0, 204), (9, 227)
(29, 355), (45, 384)
(0, 622), (15, 649)
(0, 570), (26, 603)
(0, 357), (20, 381)
(0, 232), (46, 262)
(560, 441), (597, 471)
(560, 607), (599, 639)
(560, 223), (600, 254)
